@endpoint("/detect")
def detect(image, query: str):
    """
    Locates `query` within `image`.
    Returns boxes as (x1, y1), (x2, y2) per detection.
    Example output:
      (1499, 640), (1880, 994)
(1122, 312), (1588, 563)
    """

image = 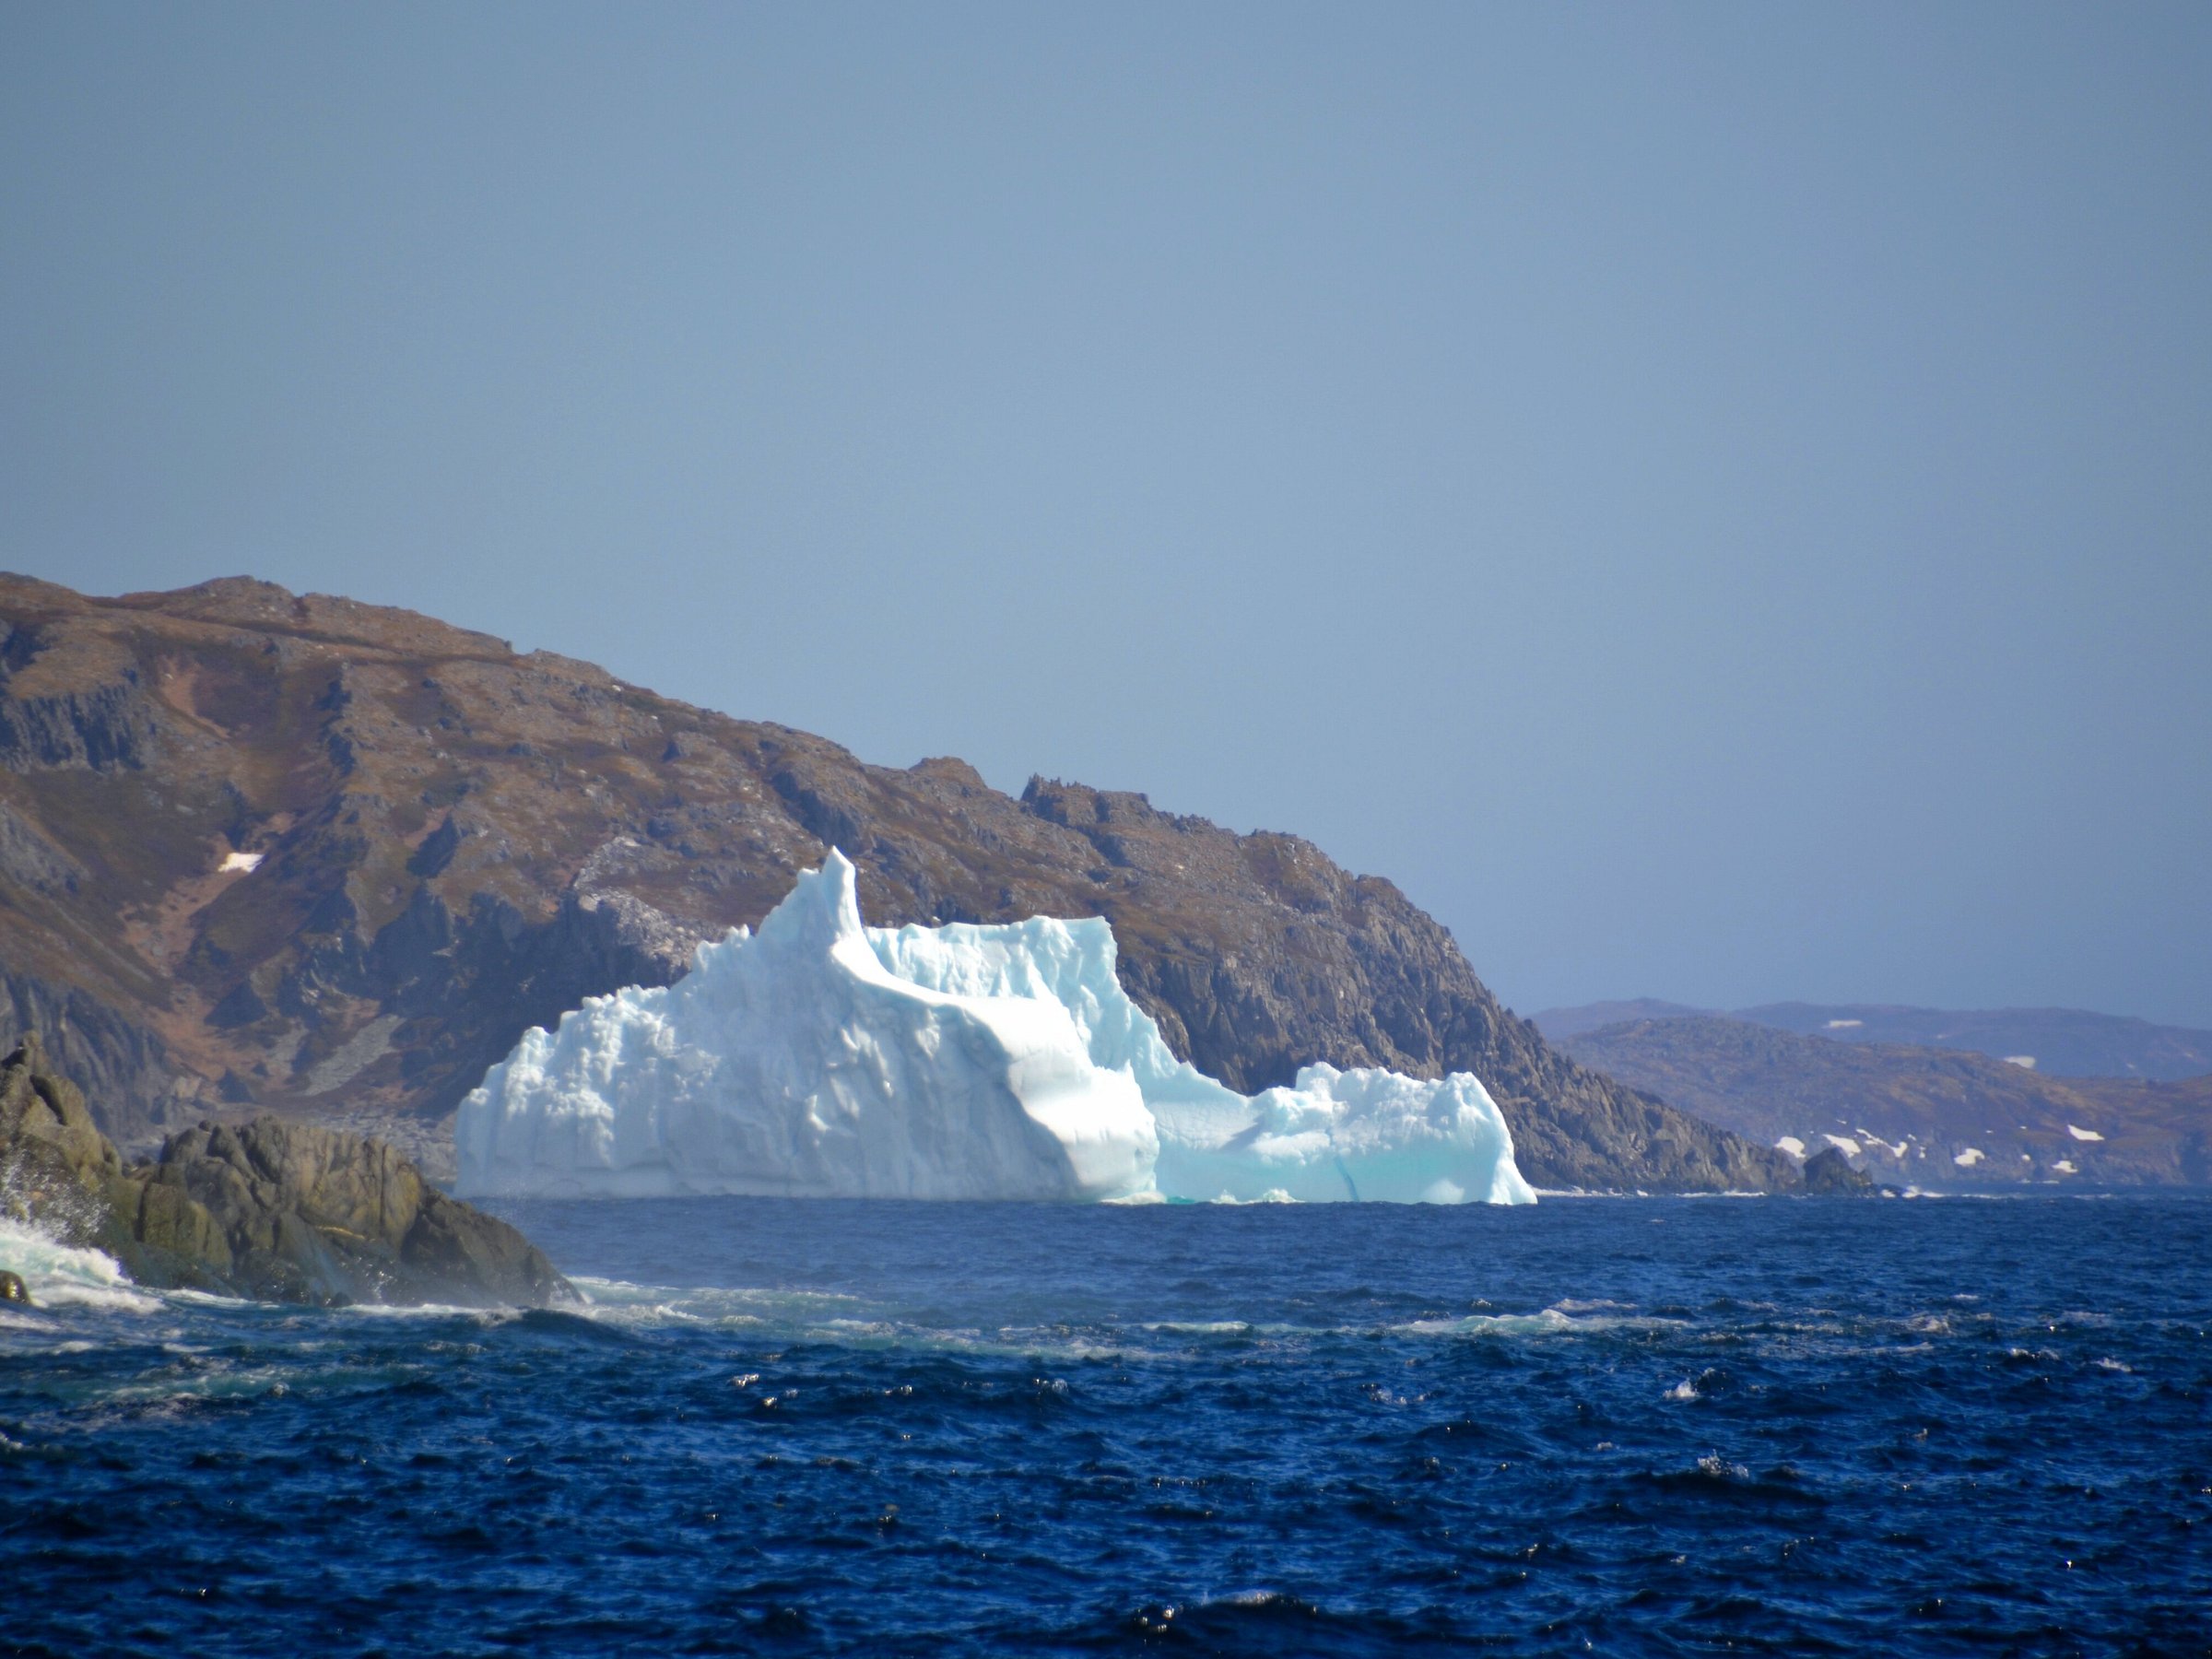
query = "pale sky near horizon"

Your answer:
(4, 4), (2208, 1026)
